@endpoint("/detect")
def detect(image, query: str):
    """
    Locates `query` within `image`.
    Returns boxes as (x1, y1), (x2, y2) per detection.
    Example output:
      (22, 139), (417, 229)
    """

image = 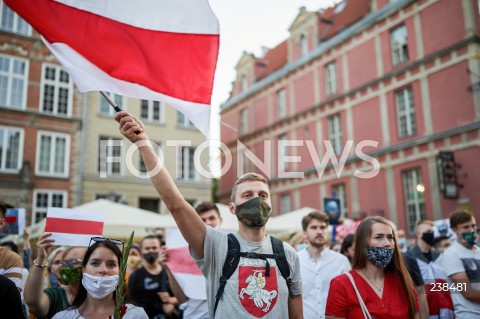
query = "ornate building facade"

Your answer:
(220, 0), (480, 233)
